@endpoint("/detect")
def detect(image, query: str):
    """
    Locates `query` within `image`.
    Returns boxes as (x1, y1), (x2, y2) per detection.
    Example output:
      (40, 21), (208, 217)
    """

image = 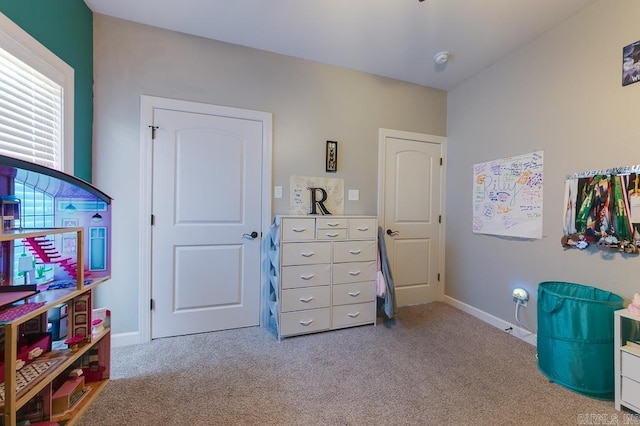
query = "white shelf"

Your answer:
(615, 308), (640, 414)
